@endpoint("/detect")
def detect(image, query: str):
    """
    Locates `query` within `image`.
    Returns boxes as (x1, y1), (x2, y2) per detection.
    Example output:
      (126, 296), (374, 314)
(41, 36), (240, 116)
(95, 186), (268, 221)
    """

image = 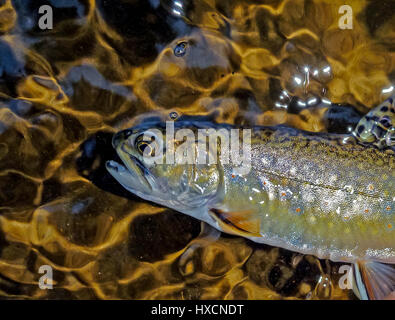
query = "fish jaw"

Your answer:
(105, 159), (154, 196)
(107, 131), (166, 197)
(105, 159), (219, 225)
(106, 159), (174, 209)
